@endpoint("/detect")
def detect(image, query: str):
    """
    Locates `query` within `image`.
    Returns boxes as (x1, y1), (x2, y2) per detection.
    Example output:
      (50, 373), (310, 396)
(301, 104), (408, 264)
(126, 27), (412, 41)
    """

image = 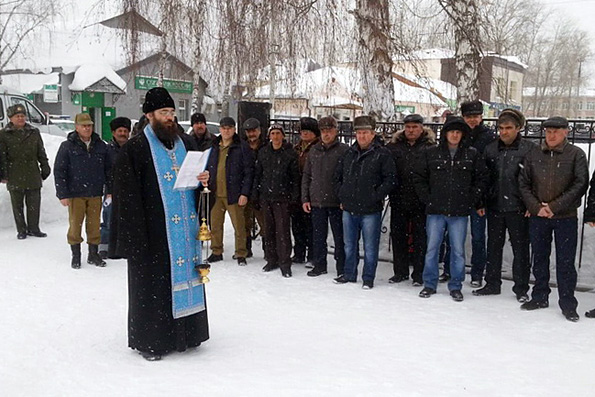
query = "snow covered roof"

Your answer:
(409, 48), (455, 60)
(402, 74), (457, 101)
(253, 65), (446, 108)
(485, 52), (528, 69)
(398, 48), (527, 69)
(68, 63), (126, 92)
(1, 73), (60, 94)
